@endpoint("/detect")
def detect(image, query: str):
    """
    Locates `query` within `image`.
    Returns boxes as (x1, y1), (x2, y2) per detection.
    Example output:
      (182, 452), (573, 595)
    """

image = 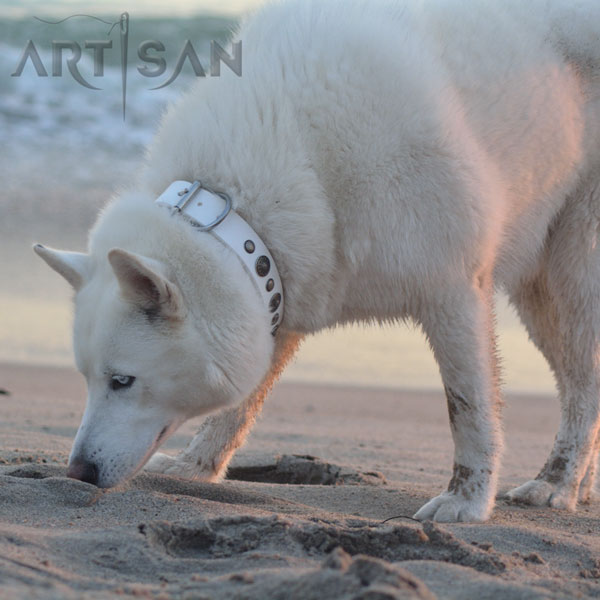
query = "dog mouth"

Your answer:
(156, 425), (169, 445)
(96, 420), (178, 488)
(140, 420), (177, 468)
